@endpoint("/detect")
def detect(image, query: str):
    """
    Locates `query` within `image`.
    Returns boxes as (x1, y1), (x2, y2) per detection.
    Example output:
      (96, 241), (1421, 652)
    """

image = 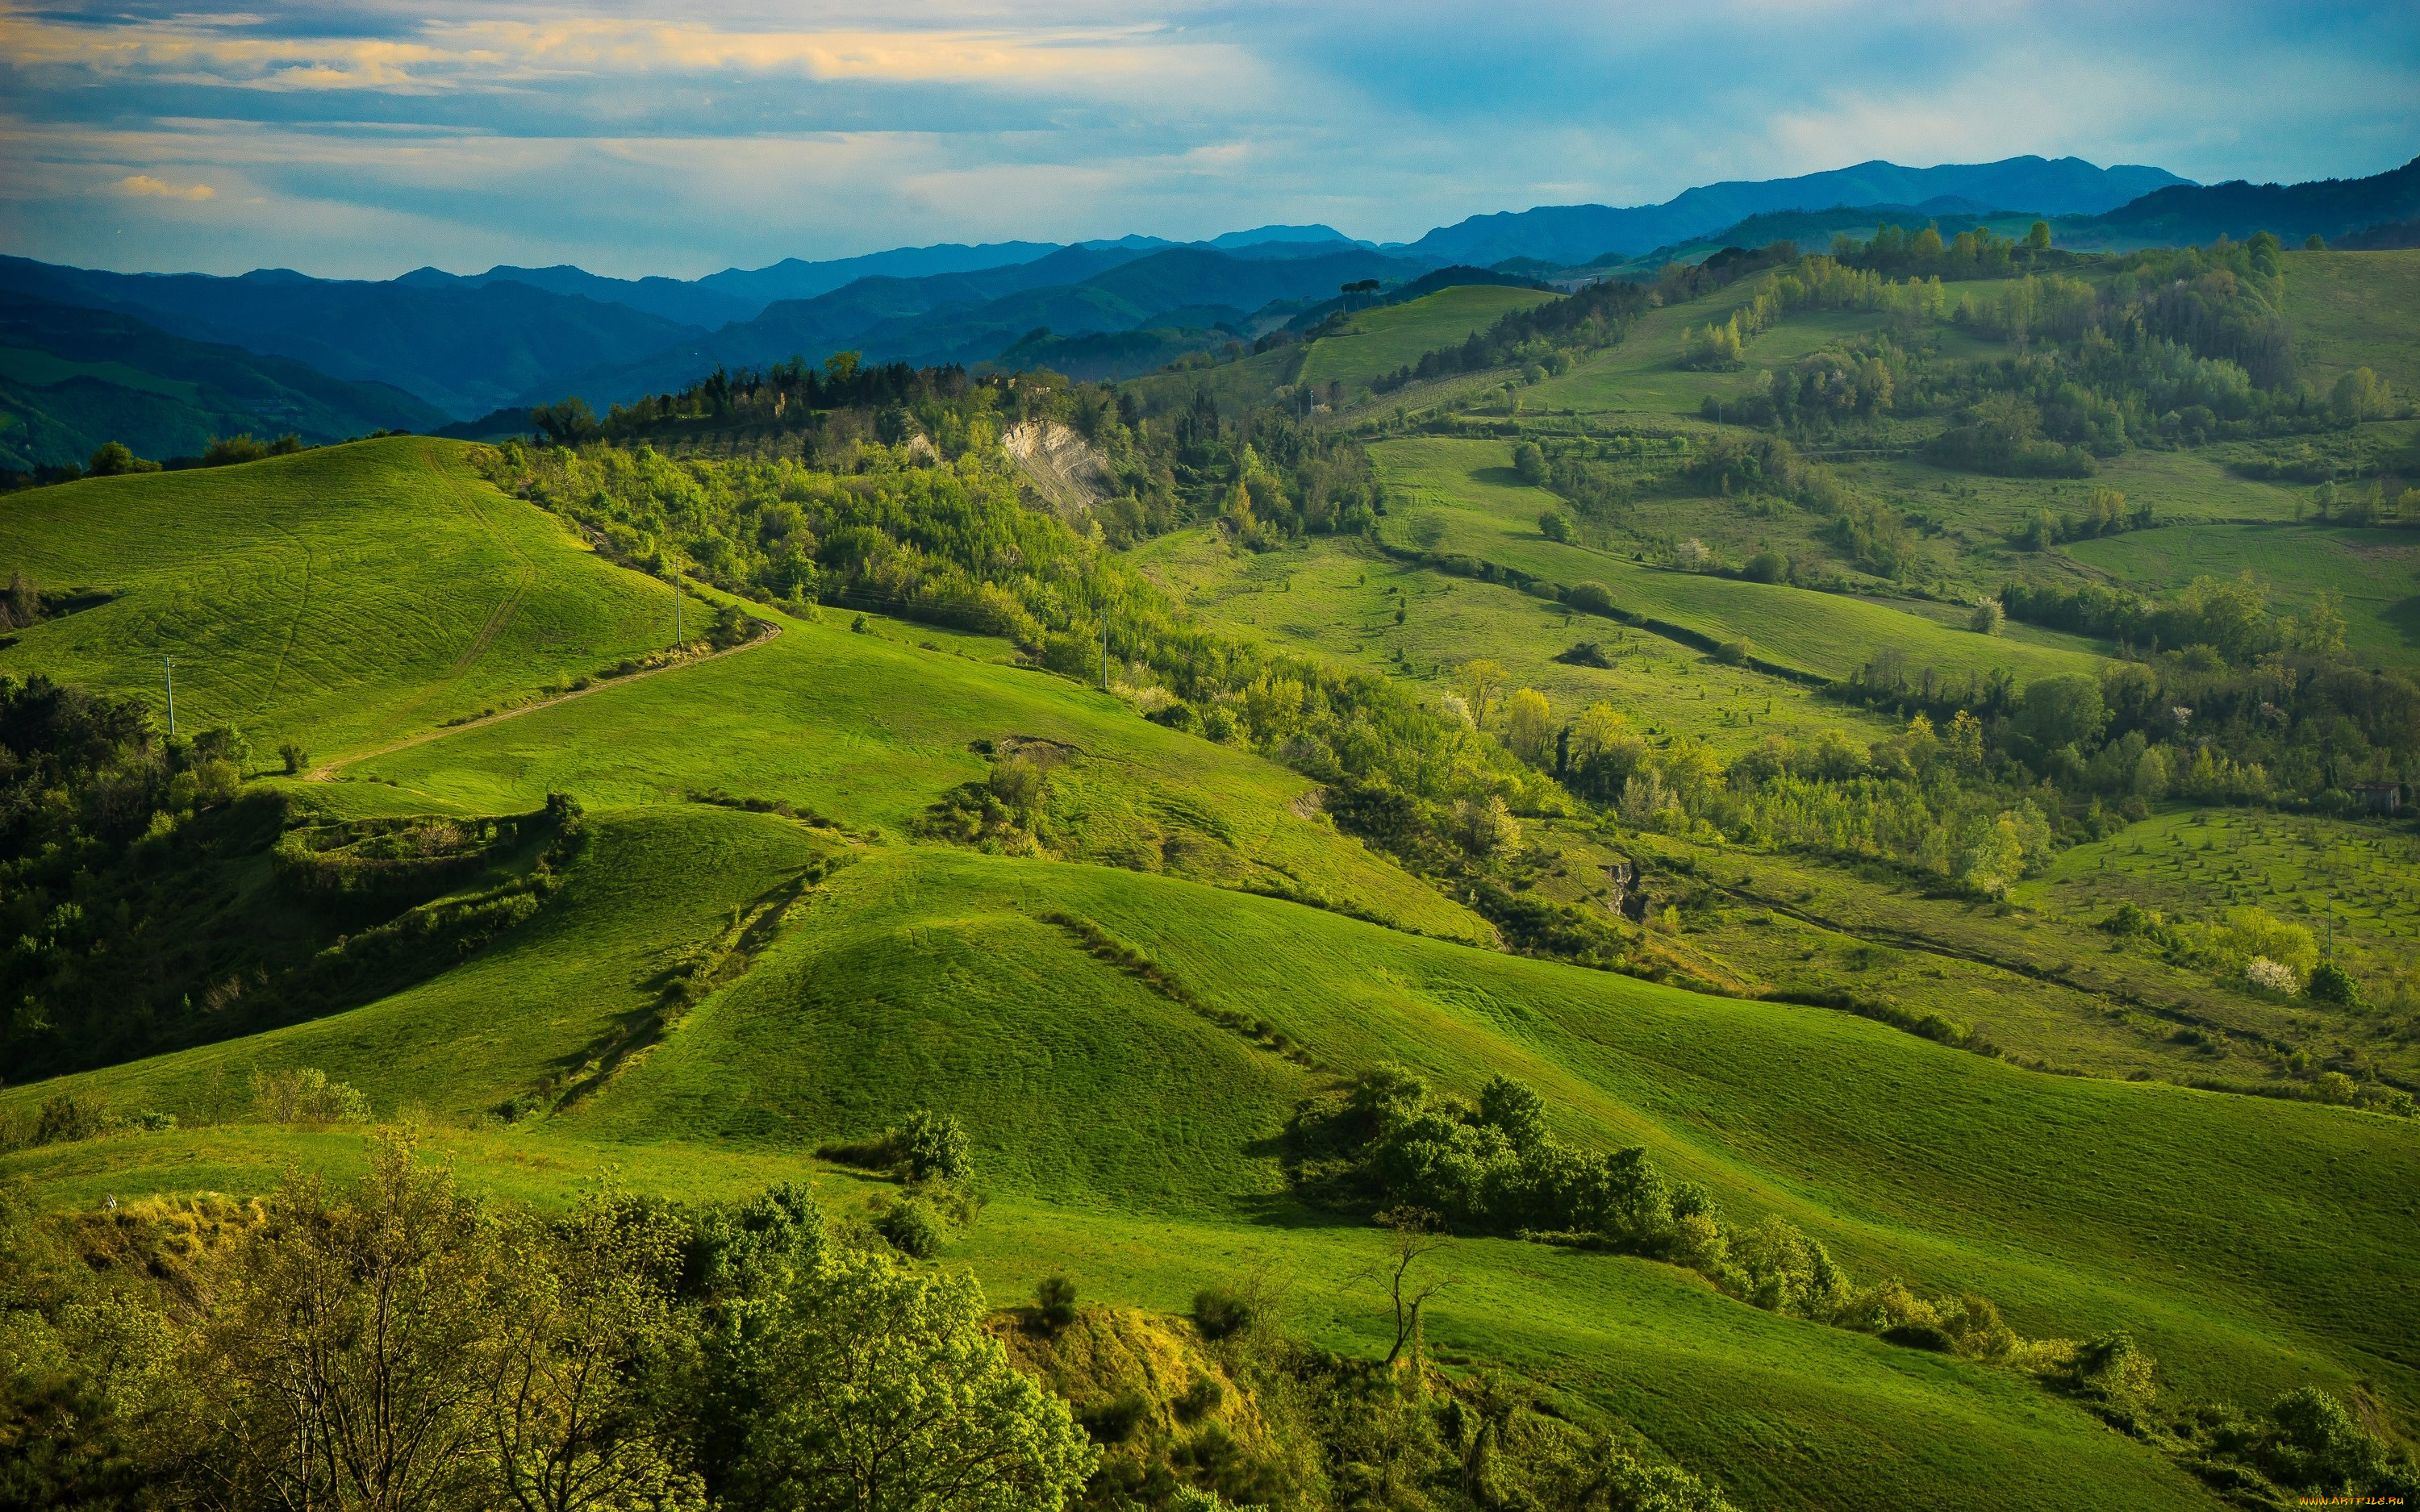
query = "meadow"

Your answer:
(1300, 285), (1563, 396)
(2280, 248), (2420, 394)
